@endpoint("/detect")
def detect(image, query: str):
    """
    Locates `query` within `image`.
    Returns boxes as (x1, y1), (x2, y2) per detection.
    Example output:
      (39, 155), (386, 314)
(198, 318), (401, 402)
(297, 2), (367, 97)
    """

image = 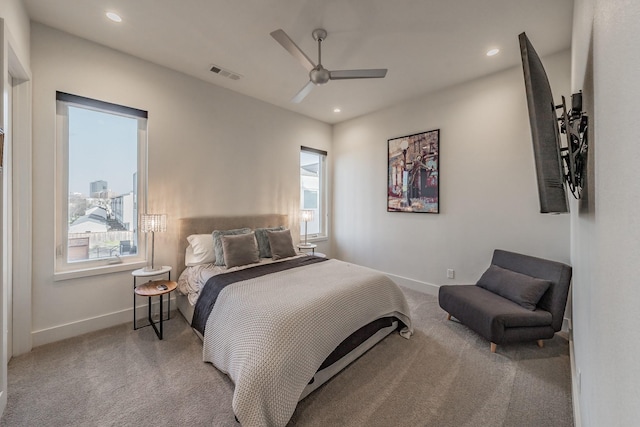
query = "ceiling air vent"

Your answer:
(209, 64), (242, 80)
